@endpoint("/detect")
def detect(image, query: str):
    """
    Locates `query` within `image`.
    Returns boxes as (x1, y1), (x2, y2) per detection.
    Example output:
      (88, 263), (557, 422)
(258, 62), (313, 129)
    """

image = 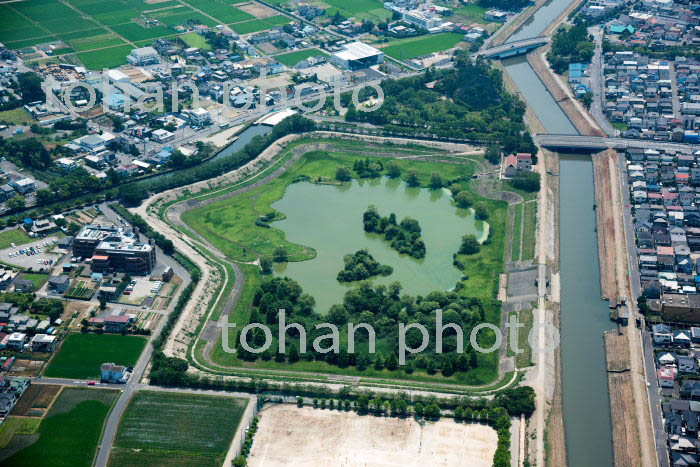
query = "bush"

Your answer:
(511, 171), (540, 192)
(459, 234), (480, 255)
